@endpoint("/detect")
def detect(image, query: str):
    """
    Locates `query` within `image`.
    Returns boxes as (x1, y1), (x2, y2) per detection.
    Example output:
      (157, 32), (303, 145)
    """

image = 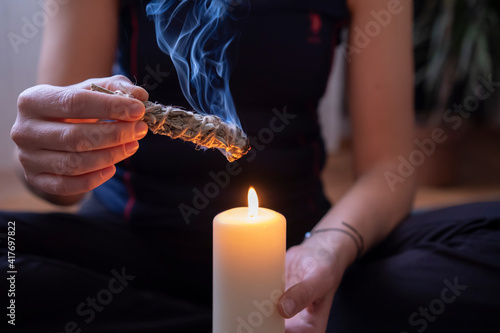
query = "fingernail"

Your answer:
(134, 121), (148, 139)
(281, 298), (296, 317)
(129, 102), (144, 118)
(101, 166), (115, 179)
(125, 141), (139, 155)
